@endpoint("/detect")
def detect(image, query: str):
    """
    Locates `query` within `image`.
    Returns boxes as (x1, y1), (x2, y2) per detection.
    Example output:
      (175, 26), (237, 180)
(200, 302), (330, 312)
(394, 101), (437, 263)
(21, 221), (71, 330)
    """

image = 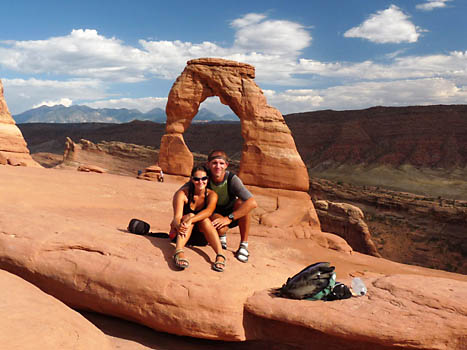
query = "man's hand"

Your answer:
(212, 216), (232, 230)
